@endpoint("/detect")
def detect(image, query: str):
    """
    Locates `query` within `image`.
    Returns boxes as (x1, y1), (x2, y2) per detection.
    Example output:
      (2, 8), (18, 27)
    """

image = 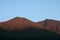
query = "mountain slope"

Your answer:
(42, 19), (60, 34)
(0, 17), (60, 34)
(0, 27), (59, 40)
(0, 17), (33, 30)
